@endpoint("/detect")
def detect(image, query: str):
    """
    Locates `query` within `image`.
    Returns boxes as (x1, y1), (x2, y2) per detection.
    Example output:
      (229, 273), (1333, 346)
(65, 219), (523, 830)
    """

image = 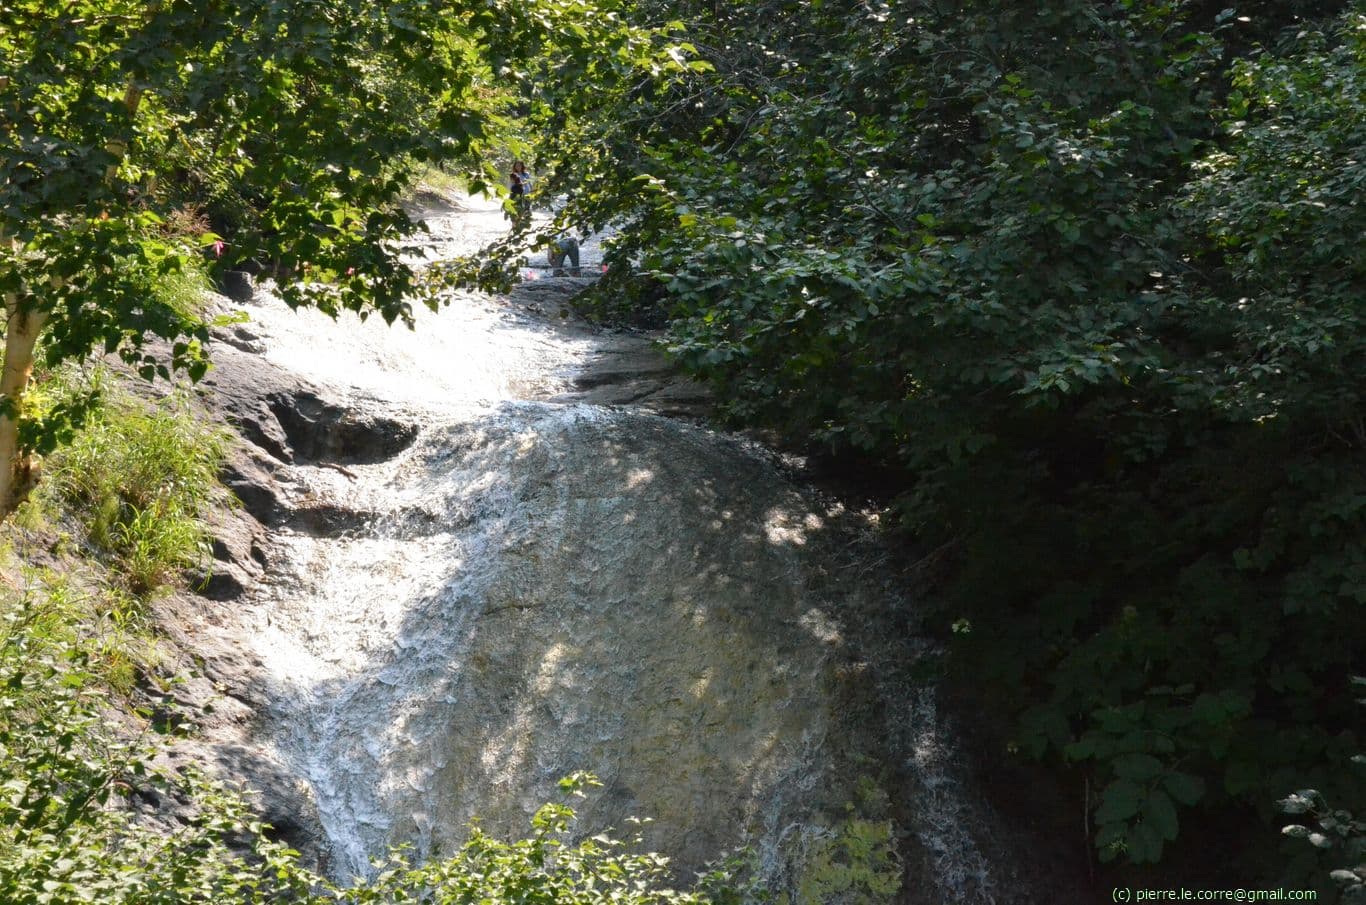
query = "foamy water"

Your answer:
(213, 193), (1004, 901)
